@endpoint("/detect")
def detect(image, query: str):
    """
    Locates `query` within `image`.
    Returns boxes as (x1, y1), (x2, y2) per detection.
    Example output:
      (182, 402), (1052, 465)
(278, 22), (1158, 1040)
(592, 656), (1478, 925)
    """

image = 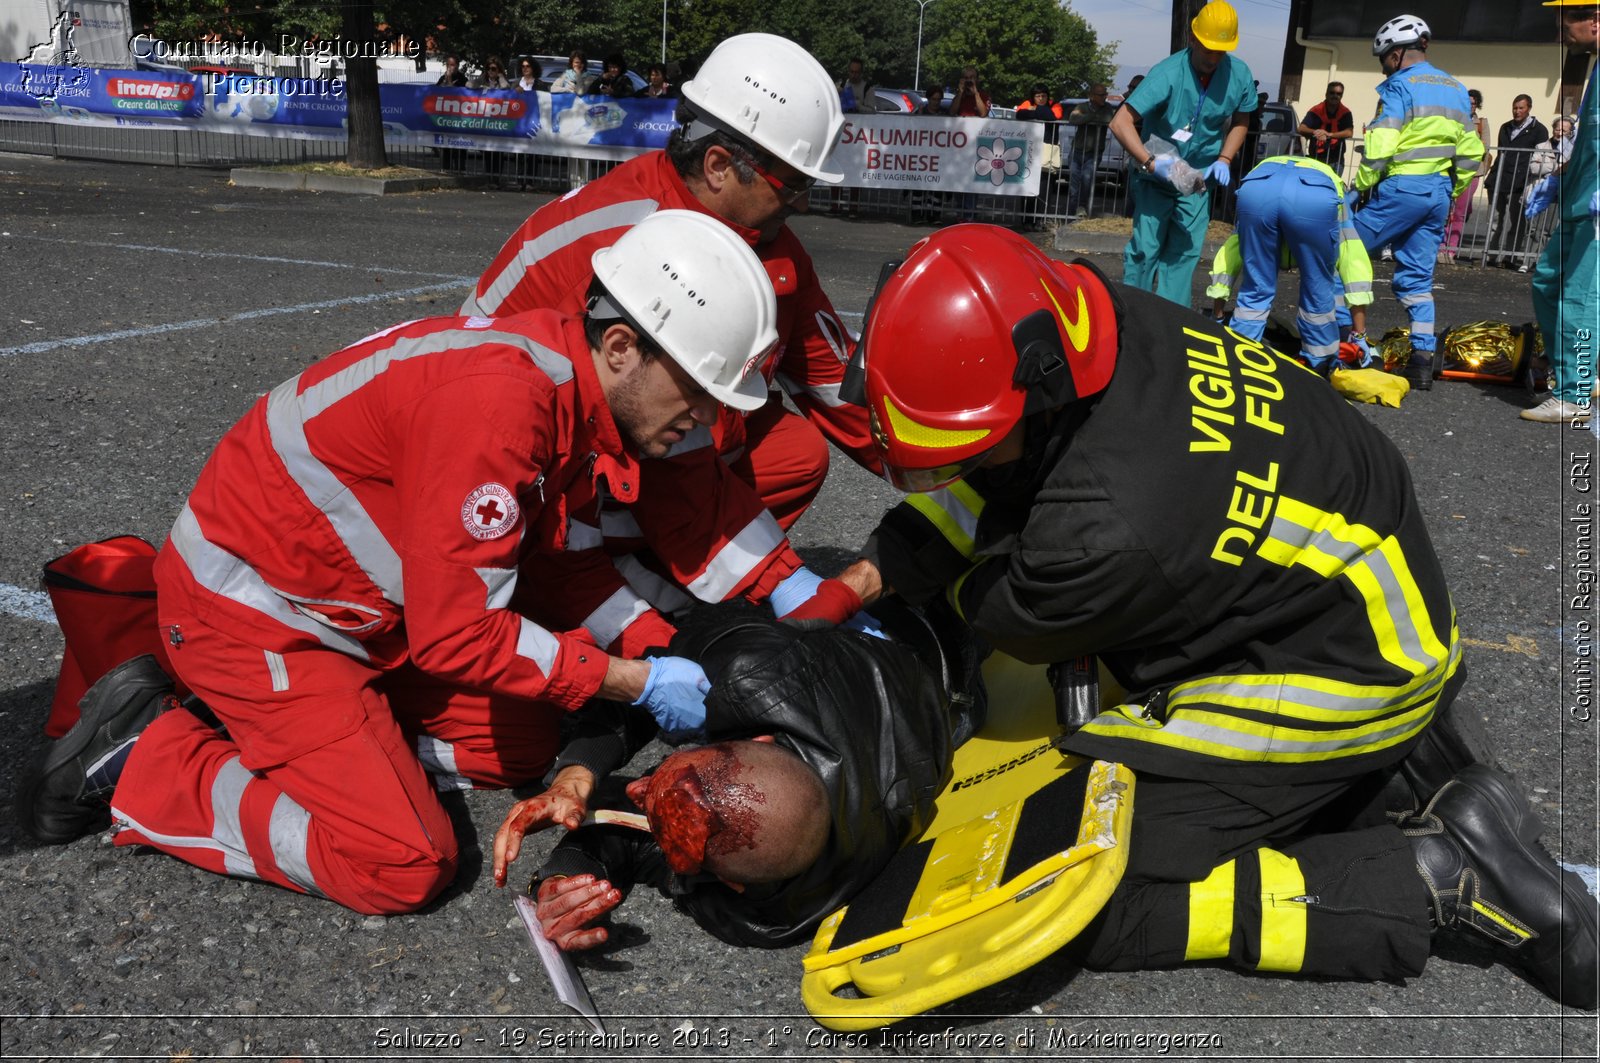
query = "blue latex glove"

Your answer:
(1206, 160), (1232, 187)
(1151, 155), (1175, 181)
(1350, 332), (1382, 369)
(768, 566), (824, 619)
(633, 656), (710, 738)
(1524, 175), (1559, 218)
(843, 611), (889, 639)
